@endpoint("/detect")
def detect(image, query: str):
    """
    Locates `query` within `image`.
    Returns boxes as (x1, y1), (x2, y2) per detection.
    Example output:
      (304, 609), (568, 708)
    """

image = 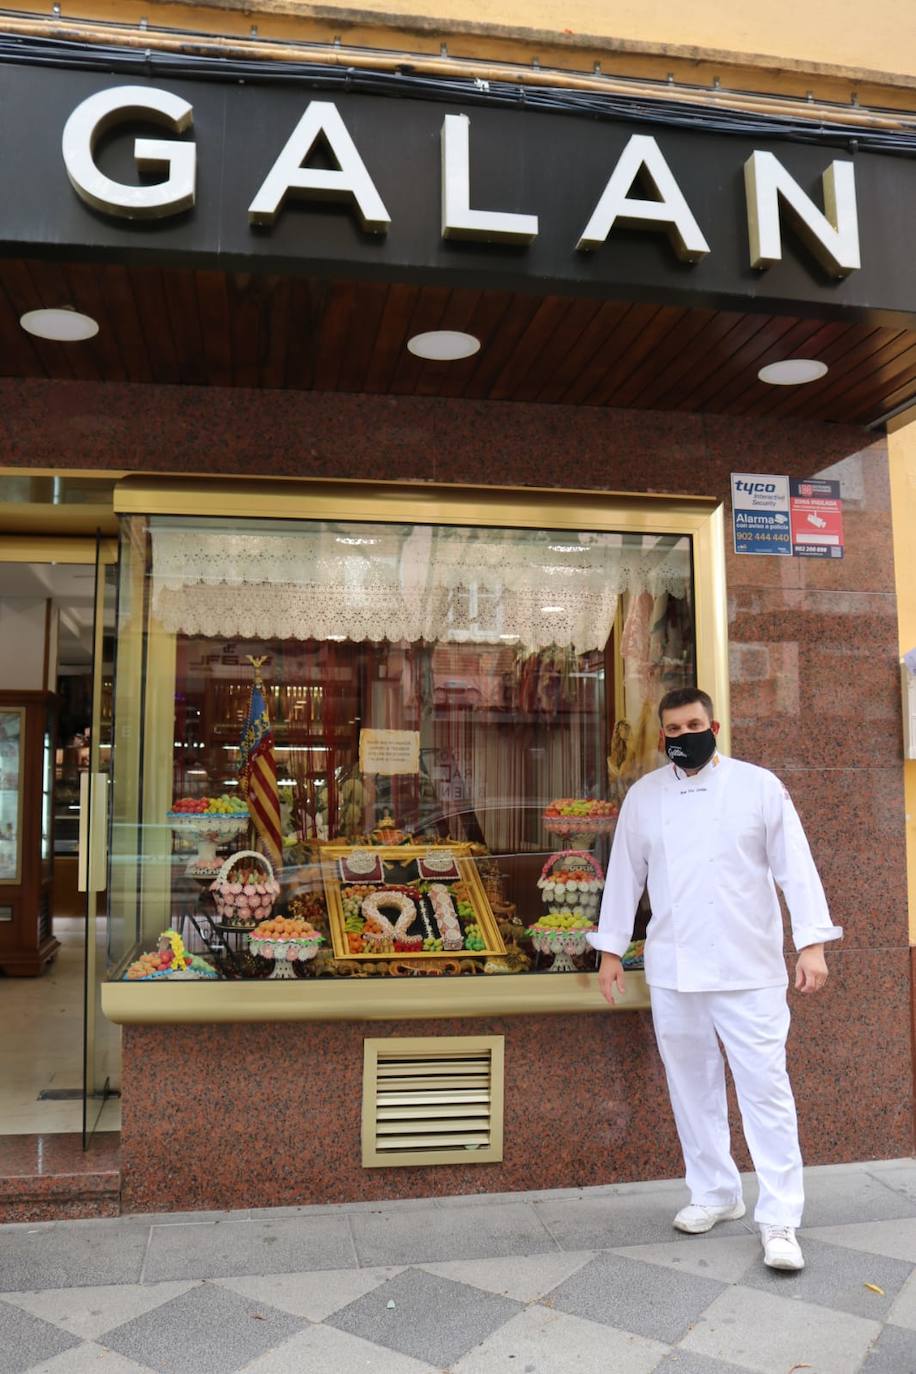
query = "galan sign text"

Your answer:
(60, 86), (861, 278)
(7, 63), (911, 320)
